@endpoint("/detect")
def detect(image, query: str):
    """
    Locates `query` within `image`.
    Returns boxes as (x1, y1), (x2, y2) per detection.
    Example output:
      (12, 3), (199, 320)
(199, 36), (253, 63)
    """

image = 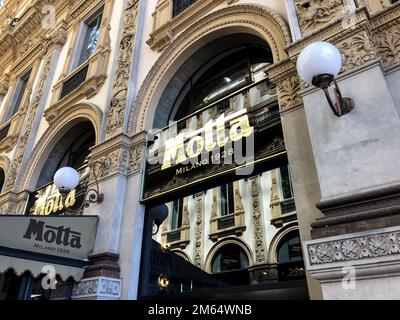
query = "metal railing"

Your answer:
(217, 215), (235, 230)
(60, 64), (89, 99)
